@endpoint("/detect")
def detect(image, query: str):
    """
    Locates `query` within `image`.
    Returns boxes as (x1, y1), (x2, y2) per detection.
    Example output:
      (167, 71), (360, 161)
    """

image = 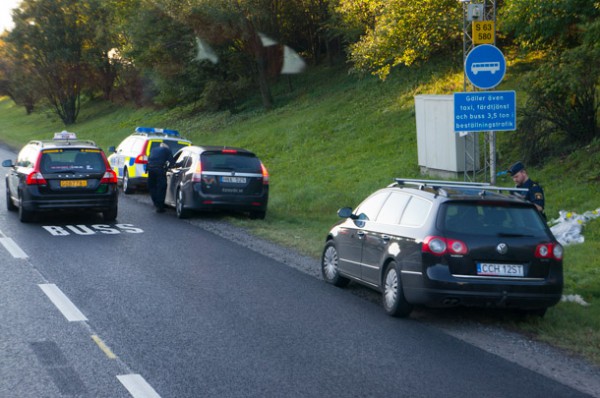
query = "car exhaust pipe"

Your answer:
(442, 297), (460, 306)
